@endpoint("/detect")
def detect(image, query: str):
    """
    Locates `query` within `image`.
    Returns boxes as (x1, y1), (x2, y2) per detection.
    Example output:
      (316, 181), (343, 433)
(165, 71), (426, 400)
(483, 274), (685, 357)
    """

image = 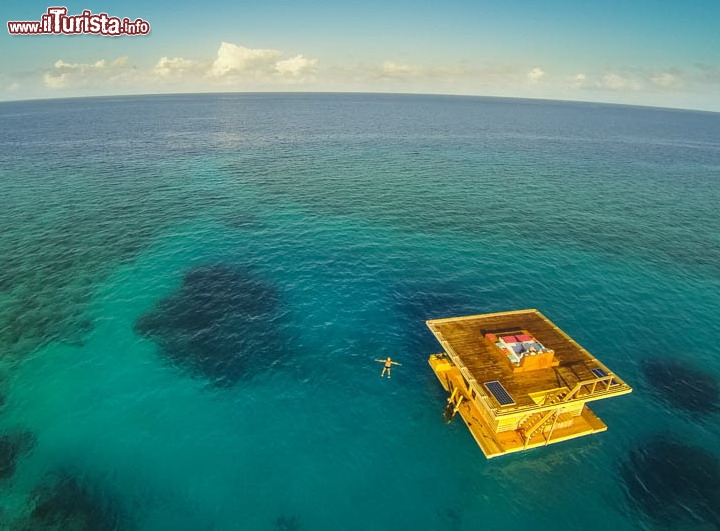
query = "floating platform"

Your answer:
(427, 309), (632, 458)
